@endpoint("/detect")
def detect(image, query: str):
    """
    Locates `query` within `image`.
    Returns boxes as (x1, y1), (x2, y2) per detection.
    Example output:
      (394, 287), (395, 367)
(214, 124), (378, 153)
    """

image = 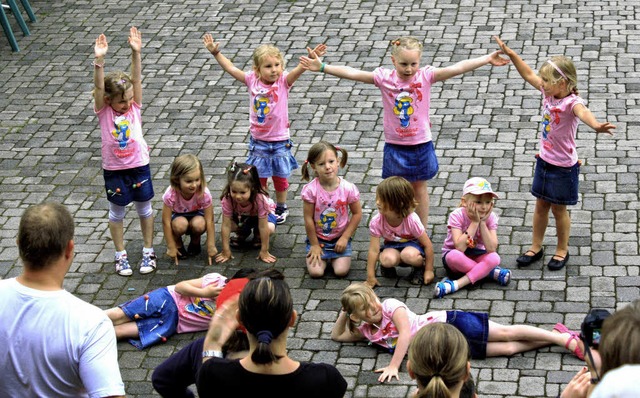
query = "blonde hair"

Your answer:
(101, 70), (133, 100)
(538, 55), (578, 95)
(376, 176), (418, 218)
(169, 154), (206, 196)
(390, 36), (424, 57)
(340, 283), (379, 333)
(458, 192), (495, 208)
(301, 141), (348, 181)
(252, 44), (285, 73)
(409, 323), (470, 398)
